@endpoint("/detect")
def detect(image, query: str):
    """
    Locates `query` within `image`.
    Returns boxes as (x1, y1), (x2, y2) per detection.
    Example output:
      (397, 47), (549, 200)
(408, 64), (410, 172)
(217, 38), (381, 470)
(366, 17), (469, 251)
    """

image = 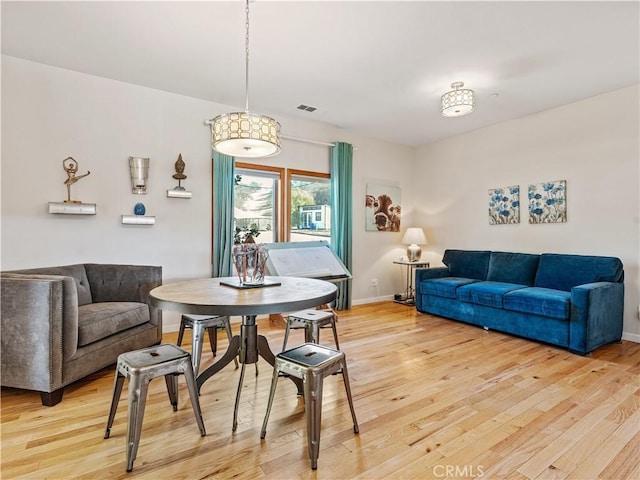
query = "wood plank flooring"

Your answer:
(2, 302), (639, 479)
